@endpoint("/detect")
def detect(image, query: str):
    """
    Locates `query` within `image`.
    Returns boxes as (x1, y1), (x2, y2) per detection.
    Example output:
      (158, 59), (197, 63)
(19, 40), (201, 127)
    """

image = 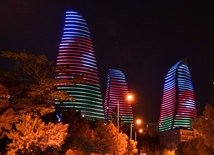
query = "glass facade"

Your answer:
(104, 69), (133, 123)
(56, 11), (105, 120)
(159, 59), (197, 132)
